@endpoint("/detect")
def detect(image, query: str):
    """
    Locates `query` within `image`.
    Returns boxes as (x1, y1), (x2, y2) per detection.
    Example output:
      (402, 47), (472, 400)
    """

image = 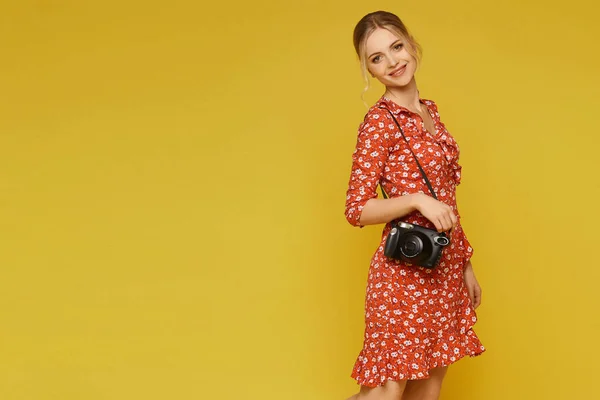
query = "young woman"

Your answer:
(344, 11), (485, 400)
